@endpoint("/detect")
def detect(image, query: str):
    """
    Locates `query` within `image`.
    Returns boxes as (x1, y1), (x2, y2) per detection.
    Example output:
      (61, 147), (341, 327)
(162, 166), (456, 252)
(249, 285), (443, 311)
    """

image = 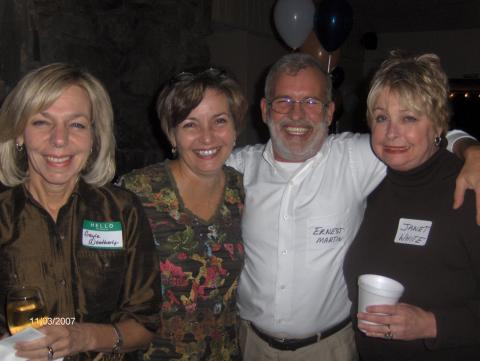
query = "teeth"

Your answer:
(285, 127), (309, 135)
(46, 156), (70, 163)
(196, 148), (219, 156)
